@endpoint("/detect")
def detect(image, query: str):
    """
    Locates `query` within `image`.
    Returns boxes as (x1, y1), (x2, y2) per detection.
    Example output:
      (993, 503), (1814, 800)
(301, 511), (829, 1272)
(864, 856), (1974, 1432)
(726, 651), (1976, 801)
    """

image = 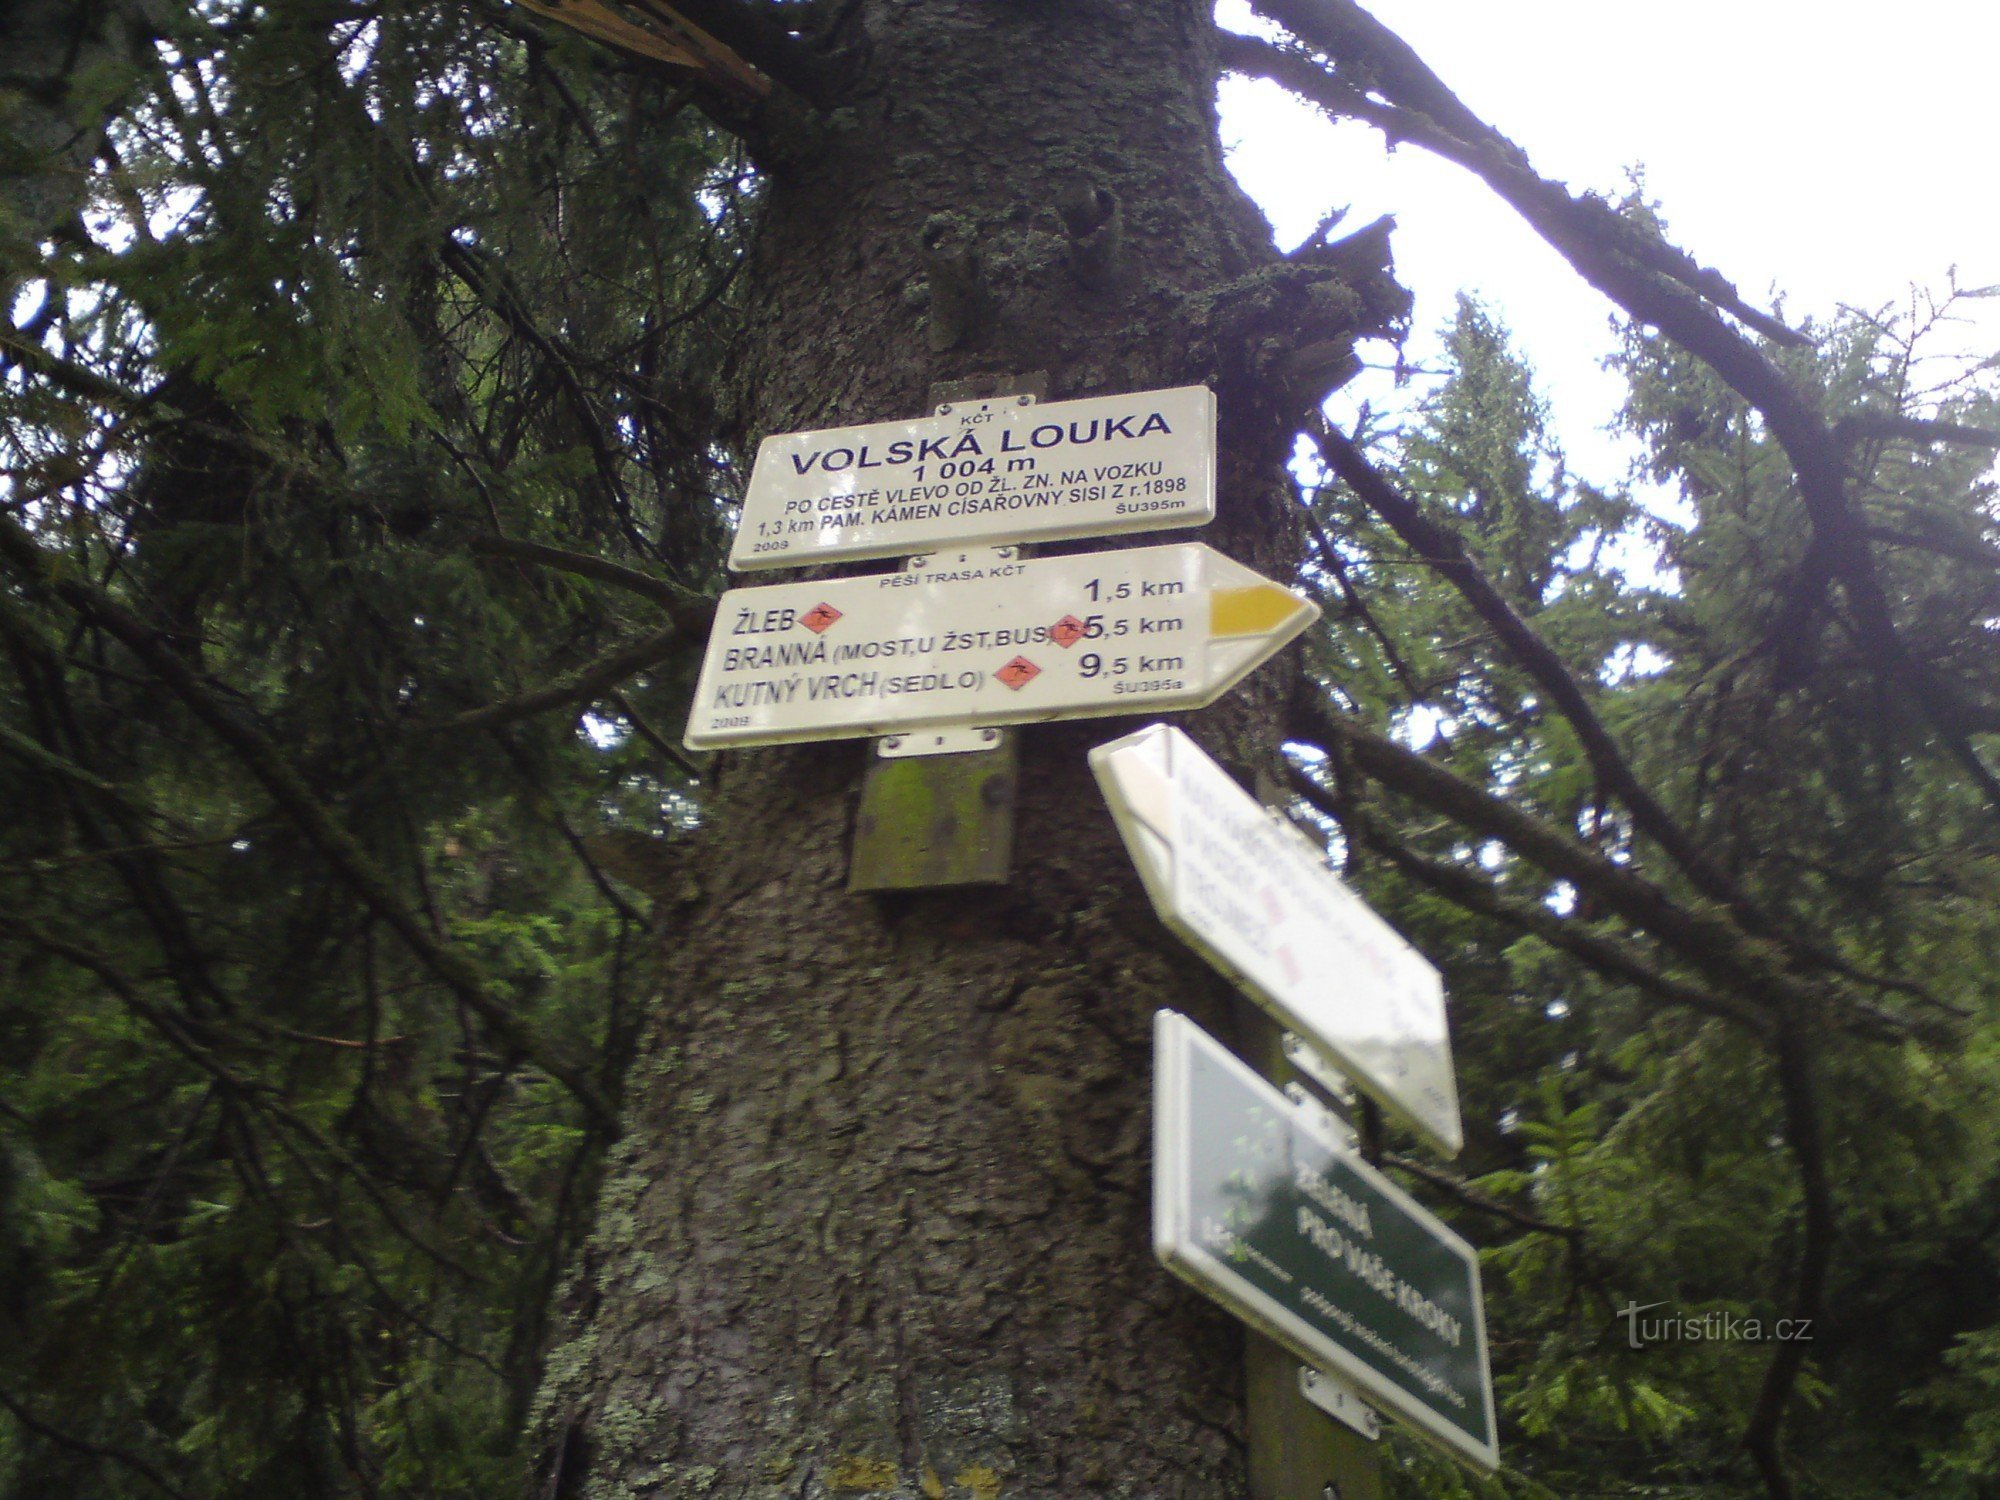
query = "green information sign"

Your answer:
(1154, 1011), (1497, 1471)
